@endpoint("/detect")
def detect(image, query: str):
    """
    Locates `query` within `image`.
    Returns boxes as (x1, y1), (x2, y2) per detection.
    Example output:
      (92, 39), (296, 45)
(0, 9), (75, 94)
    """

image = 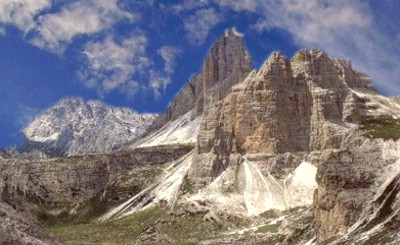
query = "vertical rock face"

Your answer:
(314, 138), (400, 243)
(148, 28), (252, 131)
(189, 49), (372, 186)
(182, 45), (400, 242)
(313, 145), (378, 242)
(201, 28), (252, 113)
